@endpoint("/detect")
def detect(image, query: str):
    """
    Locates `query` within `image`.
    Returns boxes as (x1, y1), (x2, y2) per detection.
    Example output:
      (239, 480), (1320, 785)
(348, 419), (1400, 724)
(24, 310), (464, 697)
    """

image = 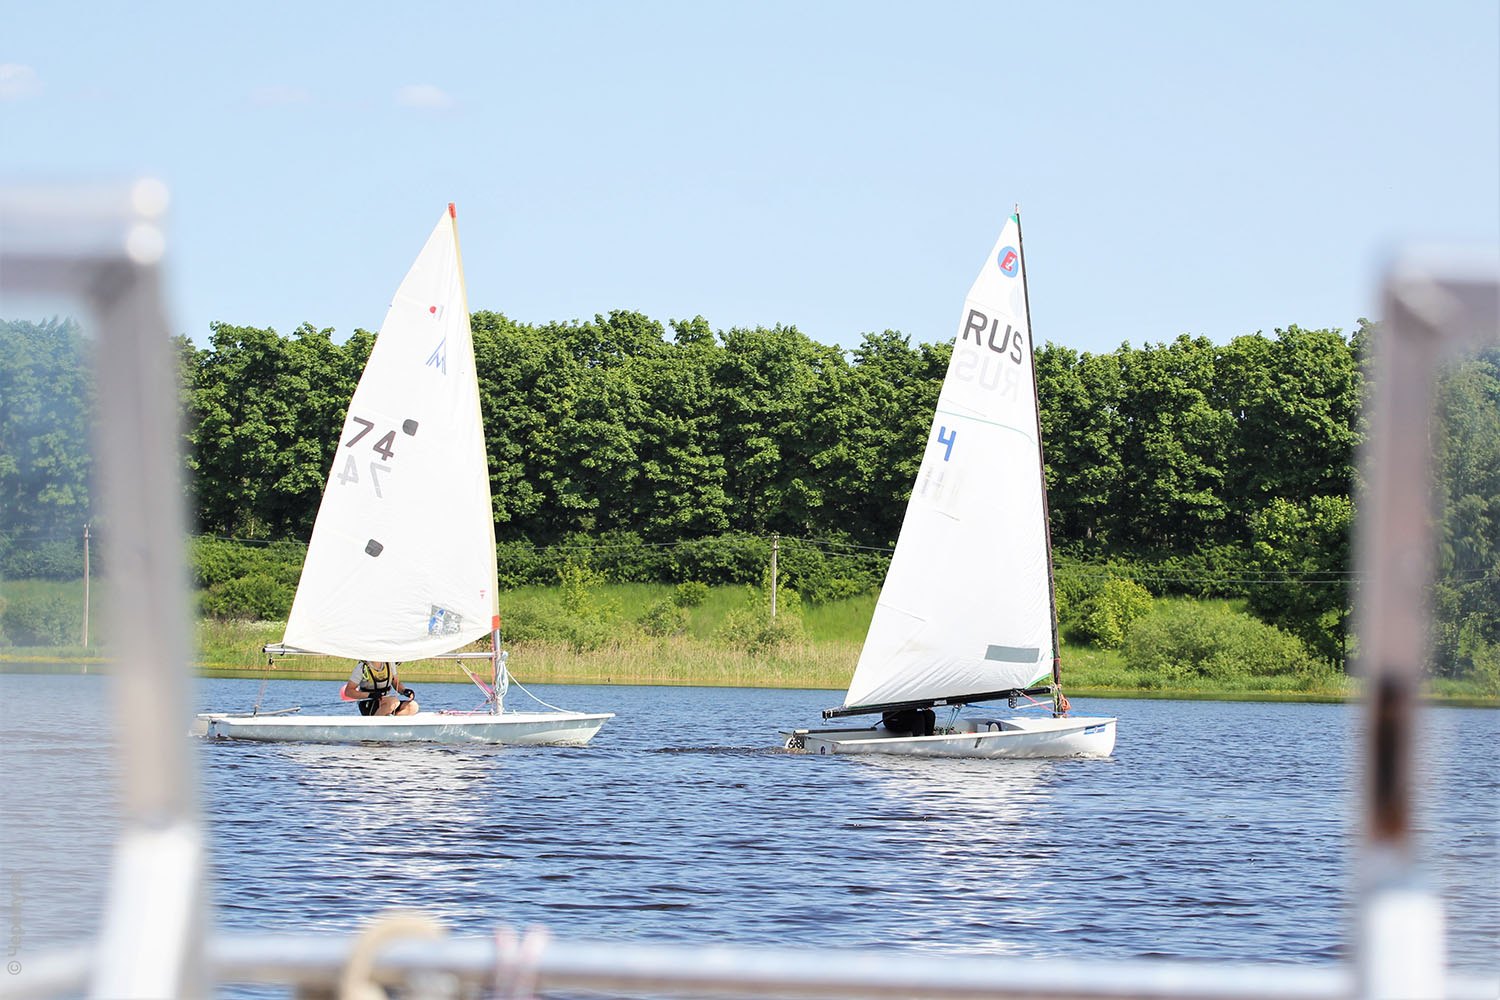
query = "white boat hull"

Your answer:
(193, 710), (612, 746)
(784, 715), (1116, 759)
